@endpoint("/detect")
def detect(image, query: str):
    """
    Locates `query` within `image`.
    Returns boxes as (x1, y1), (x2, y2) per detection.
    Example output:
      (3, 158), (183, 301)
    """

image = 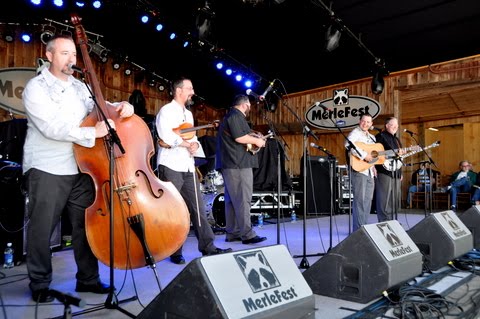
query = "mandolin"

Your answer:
(246, 131), (274, 155)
